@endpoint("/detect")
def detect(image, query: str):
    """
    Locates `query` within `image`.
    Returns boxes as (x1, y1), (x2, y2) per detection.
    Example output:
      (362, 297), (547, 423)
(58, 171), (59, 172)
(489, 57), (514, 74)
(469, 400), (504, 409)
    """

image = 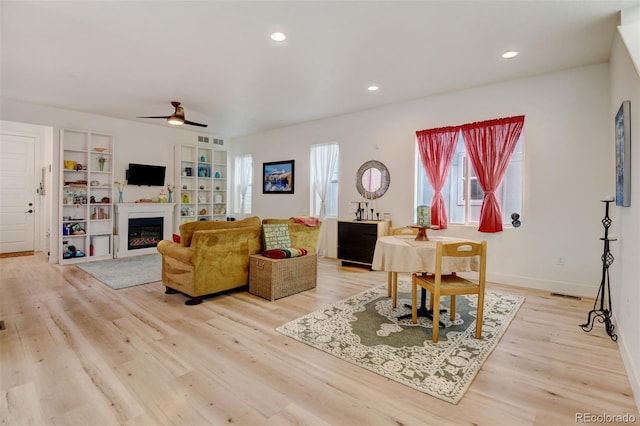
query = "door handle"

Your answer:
(25, 209), (33, 213)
